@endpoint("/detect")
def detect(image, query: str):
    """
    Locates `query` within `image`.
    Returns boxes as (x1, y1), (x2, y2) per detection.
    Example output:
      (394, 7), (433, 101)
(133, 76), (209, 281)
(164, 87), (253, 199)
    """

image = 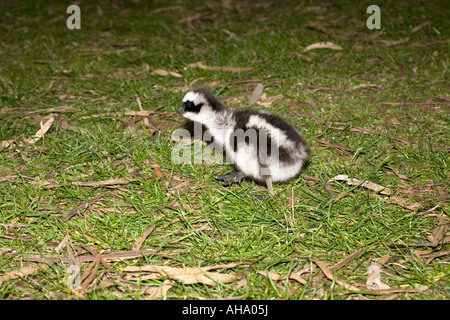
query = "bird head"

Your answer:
(177, 88), (225, 125)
